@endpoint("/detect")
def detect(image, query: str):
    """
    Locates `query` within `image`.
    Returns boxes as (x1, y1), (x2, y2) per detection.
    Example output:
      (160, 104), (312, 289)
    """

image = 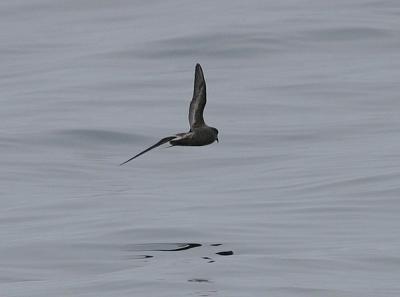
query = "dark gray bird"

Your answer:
(120, 63), (218, 165)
